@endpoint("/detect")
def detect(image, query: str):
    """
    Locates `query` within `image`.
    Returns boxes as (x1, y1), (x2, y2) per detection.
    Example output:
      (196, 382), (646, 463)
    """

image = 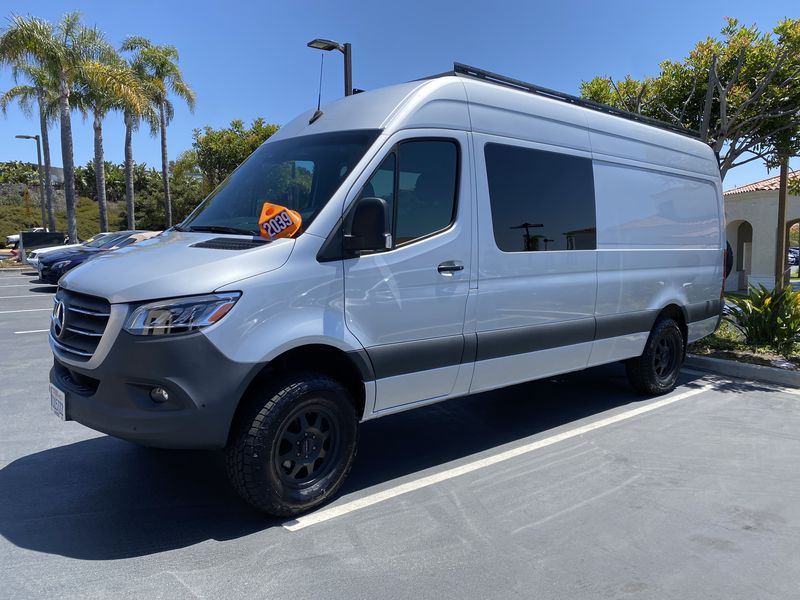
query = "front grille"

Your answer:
(191, 237), (268, 250)
(50, 288), (111, 362)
